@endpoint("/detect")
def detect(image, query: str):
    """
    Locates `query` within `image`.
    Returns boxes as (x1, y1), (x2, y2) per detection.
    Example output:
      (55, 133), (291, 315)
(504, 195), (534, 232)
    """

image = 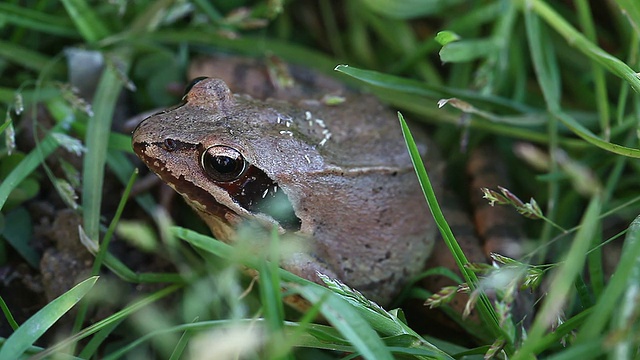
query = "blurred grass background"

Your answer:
(1, 0), (640, 359)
